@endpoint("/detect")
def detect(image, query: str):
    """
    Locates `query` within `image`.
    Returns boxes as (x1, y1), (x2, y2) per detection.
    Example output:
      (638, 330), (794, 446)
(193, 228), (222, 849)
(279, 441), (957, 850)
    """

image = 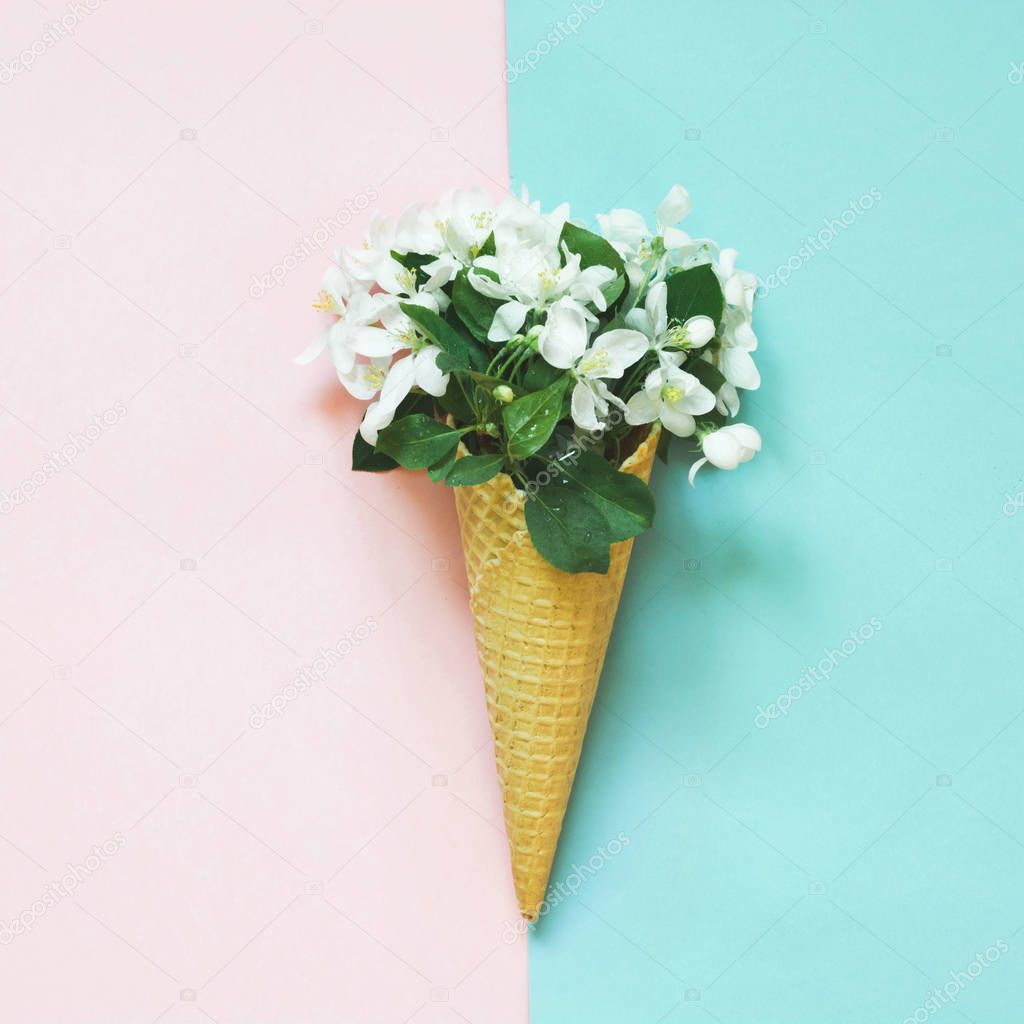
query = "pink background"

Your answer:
(0, 1), (525, 1020)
